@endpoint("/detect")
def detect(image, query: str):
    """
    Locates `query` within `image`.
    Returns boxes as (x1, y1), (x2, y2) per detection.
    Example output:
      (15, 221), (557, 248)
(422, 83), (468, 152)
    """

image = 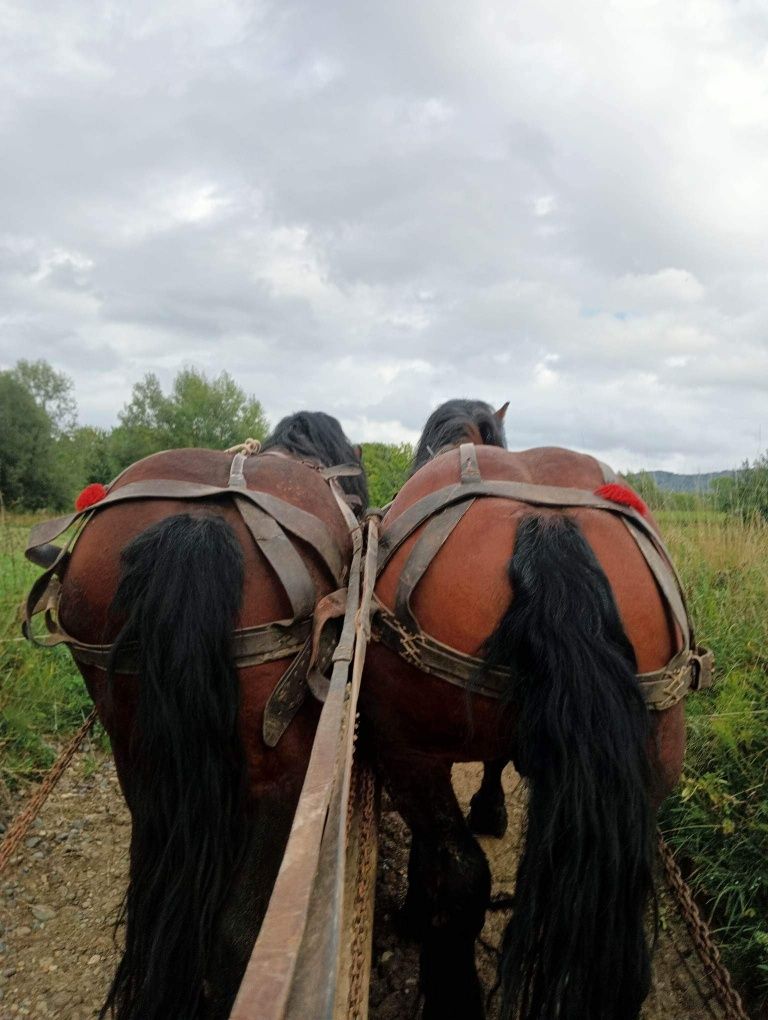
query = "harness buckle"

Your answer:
(690, 645), (715, 692)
